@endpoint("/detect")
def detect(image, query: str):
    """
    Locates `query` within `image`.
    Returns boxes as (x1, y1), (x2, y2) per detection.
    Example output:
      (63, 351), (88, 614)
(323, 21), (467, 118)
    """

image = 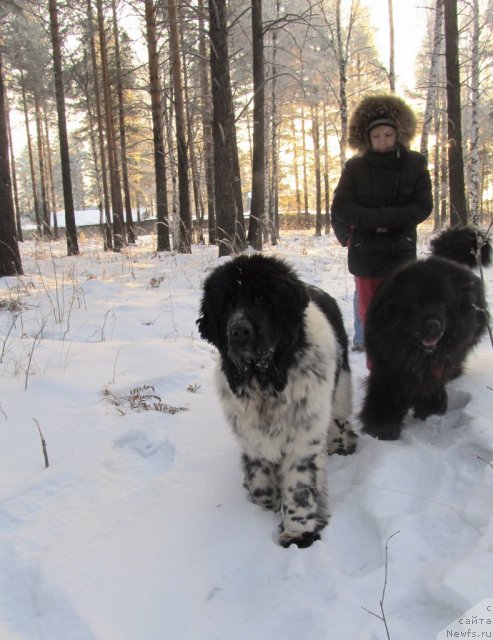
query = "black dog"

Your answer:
(360, 226), (490, 441)
(197, 254), (357, 547)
